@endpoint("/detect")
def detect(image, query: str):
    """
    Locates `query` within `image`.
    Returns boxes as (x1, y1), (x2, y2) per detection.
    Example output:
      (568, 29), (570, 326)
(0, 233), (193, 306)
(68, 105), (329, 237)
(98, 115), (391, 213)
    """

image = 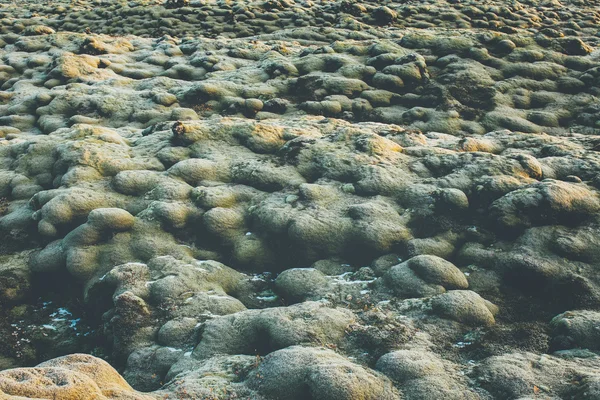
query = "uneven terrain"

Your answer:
(0, 0), (600, 399)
